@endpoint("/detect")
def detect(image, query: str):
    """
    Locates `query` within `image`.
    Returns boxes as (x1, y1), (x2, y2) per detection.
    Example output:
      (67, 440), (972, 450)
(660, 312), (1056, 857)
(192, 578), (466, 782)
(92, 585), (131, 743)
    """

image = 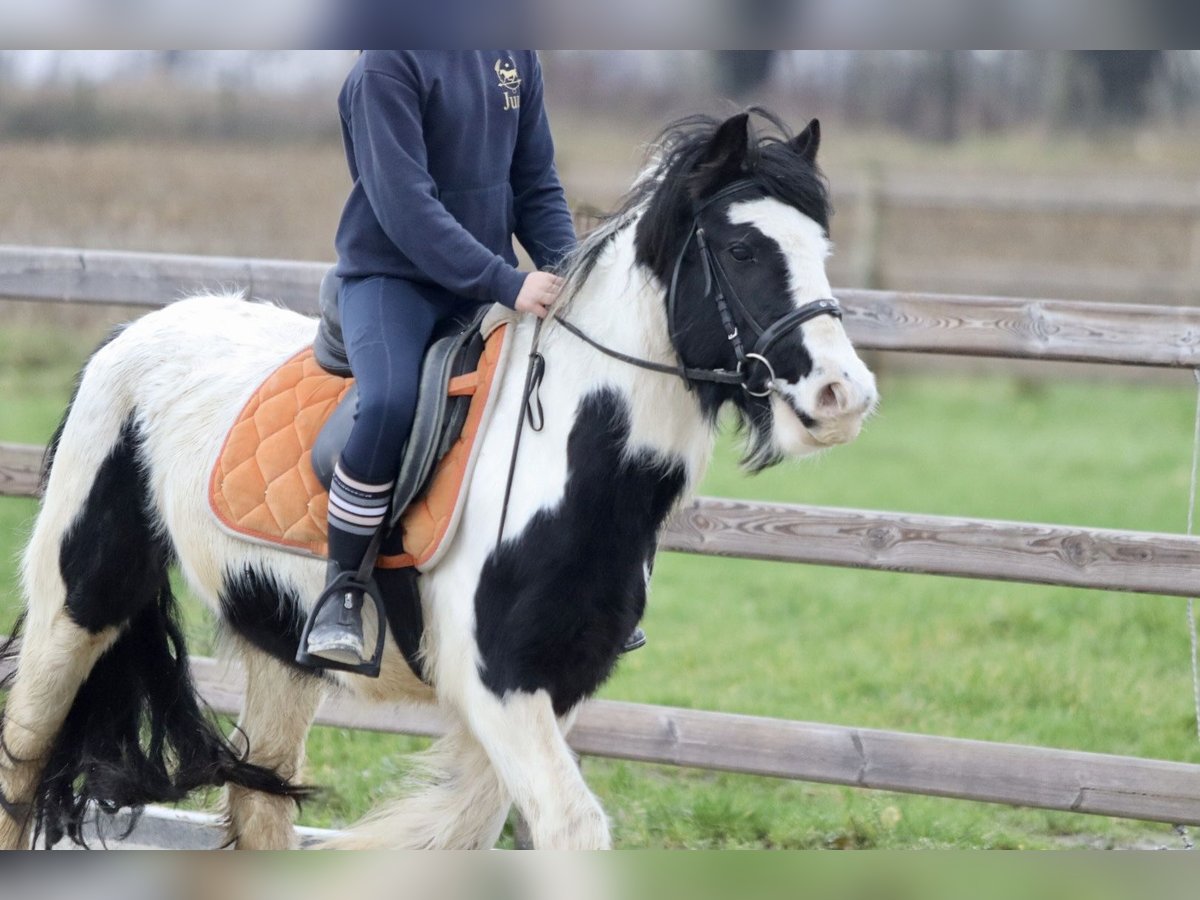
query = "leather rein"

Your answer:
(555, 179), (843, 398)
